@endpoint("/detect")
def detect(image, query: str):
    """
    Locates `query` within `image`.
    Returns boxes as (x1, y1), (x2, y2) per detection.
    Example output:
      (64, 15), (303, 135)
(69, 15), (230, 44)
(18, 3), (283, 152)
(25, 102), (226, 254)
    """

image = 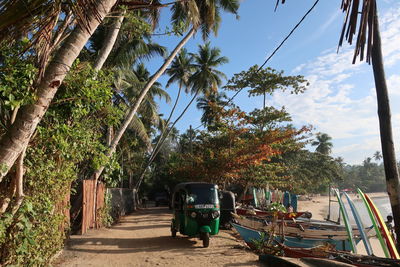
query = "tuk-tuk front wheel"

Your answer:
(200, 232), (209, 248)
